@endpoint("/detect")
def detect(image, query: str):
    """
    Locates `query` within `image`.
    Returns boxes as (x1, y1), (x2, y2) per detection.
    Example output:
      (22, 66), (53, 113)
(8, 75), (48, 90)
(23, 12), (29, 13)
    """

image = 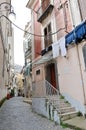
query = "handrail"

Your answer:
(32, 80), (61, 114)
(45, 80), (61, 114)
(45, 80), (59, 95)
